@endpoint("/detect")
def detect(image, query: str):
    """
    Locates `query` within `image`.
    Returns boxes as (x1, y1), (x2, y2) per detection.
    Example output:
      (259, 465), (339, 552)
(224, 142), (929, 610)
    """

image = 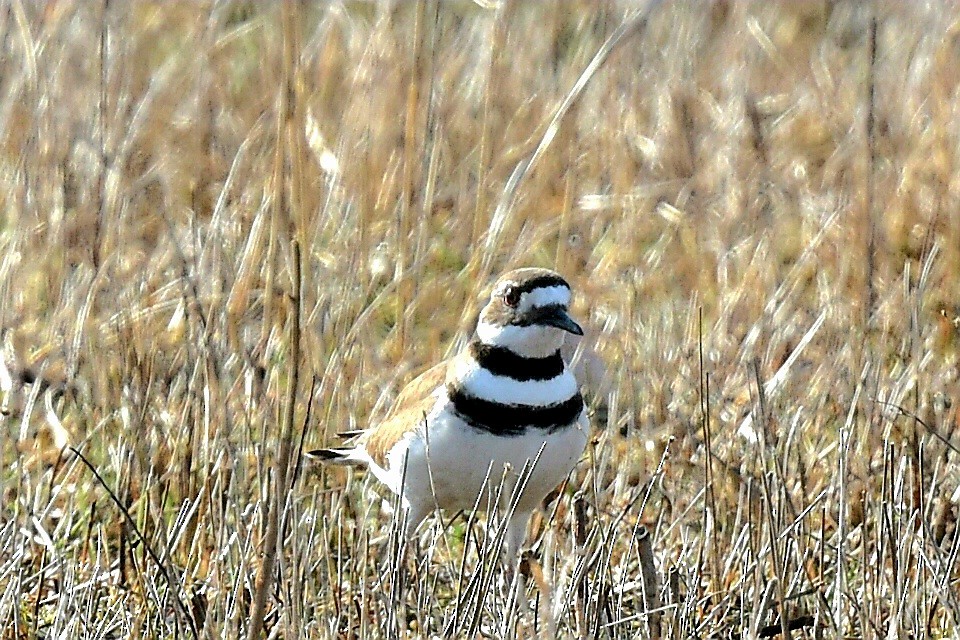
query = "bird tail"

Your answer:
(306, 447), (362, 466)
